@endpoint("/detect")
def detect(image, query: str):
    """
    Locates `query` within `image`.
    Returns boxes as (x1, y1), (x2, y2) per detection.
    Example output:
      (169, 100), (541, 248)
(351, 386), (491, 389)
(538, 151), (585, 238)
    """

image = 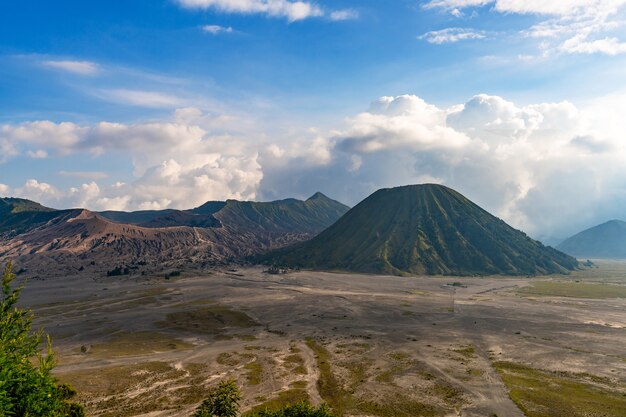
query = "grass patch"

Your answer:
(466, 369), (484, 377)
(356, 394), (440, 417)
(245, 360), (263, 385)
(84, 331), (193, 357)
(338, 360), (370, 387)
(388, 351), (410, 361)
(518, 281), (626, 299)
(283, 354), (307, 375)
(494, 361), (626, 417)
(431, 382), (464, 407)
(305, 338), (352, 416)
(217, 352), (241, 366)
(451, 345), (476, 359)
(244, 389), (309, 416)
(157, 305), (257, 334)
(408, 289), (431, 296)
(58, 361), (193, 416)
